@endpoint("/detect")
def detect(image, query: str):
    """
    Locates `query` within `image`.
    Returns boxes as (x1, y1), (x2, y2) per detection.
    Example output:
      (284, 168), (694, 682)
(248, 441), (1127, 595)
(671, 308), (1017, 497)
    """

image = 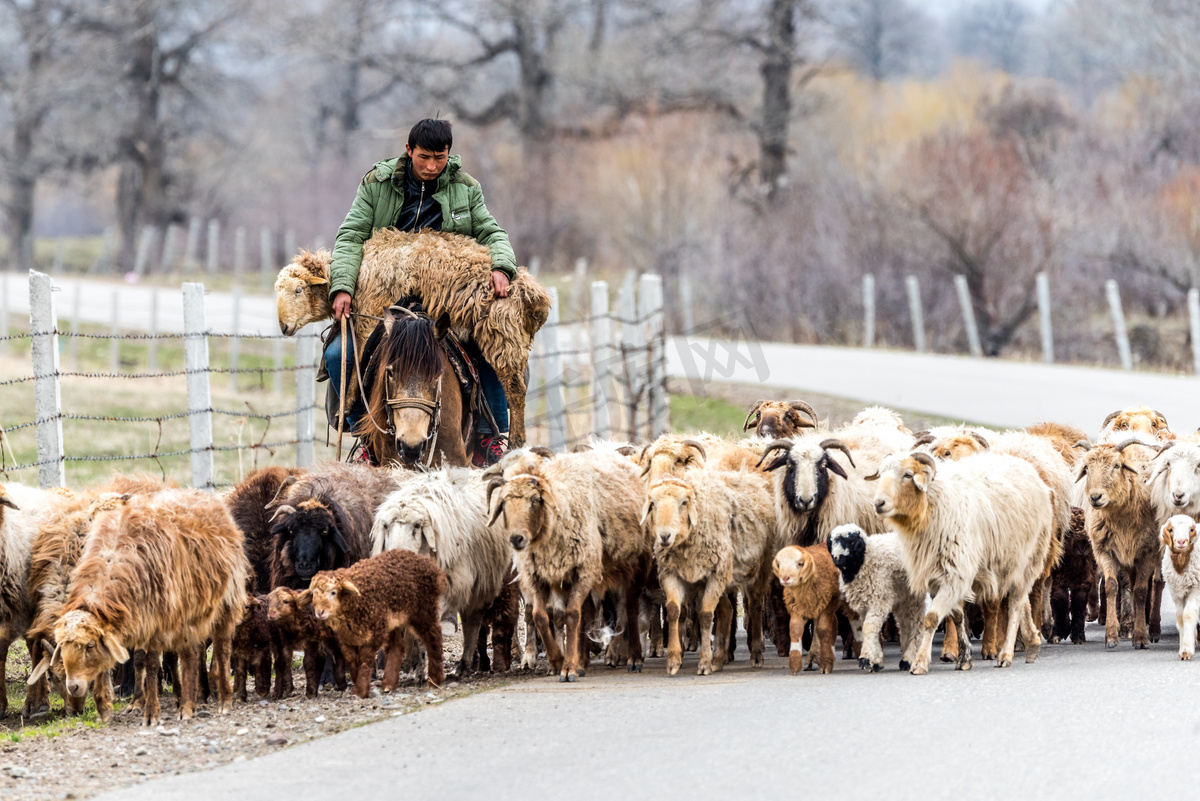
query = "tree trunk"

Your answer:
(6, 119), (36, 273)
(759, 0), (796, 196)
(116, 6), (166, 271)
